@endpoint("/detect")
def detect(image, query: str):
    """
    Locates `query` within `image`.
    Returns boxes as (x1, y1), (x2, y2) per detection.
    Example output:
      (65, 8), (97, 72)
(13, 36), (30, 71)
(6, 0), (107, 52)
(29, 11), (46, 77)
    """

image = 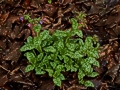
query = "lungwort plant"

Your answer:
(20, 16), (100, 87)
